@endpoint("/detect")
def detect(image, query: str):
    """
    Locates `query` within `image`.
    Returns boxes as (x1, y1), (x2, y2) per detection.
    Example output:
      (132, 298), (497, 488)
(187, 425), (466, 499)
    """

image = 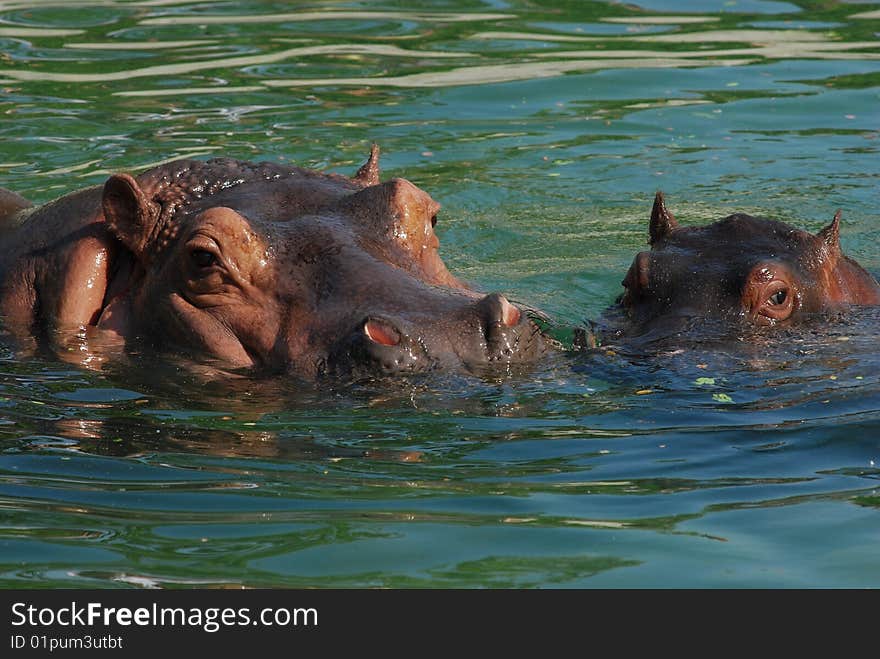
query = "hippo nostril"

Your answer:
(363, 318), (401, 347)
(500, 297), (521, 327)
(478, 293), (522, 329)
